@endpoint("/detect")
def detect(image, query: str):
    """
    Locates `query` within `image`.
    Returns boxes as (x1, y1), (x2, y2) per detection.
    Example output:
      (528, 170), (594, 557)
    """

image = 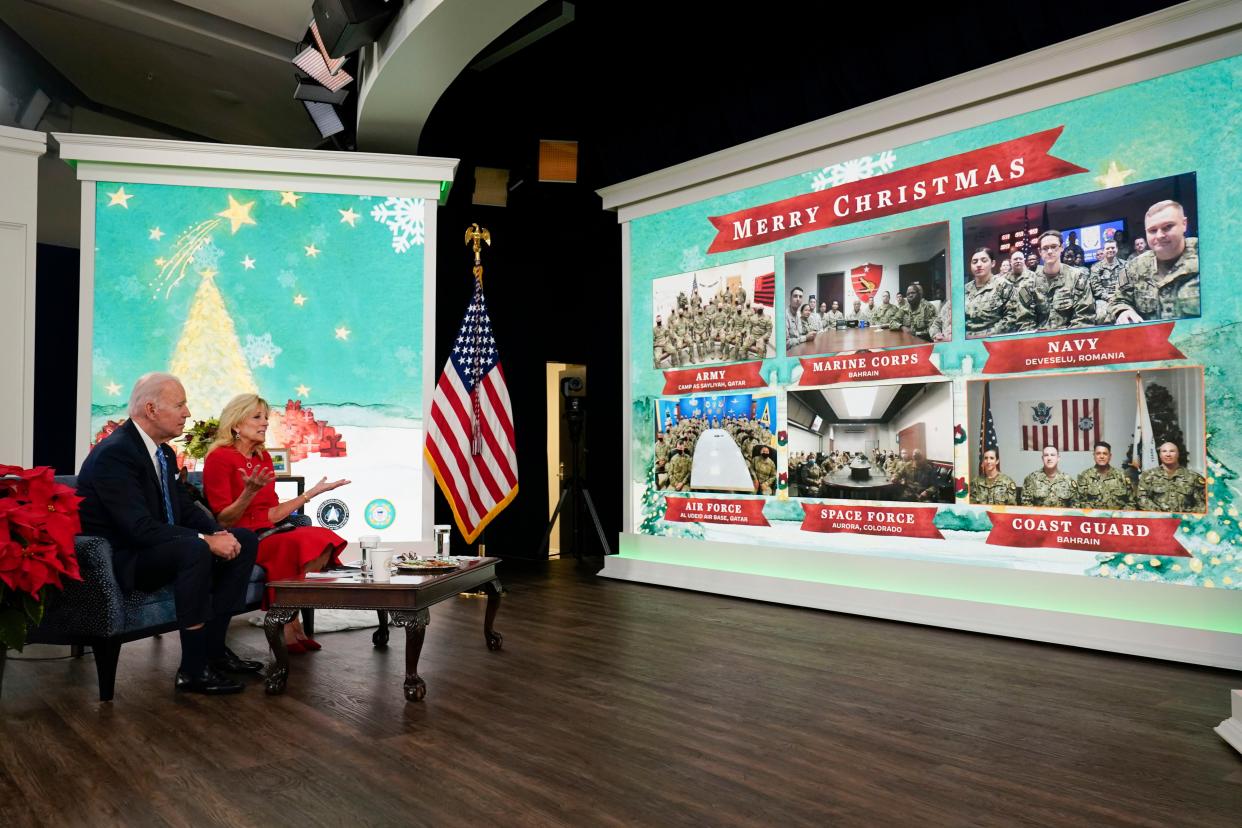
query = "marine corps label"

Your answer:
(798, 345), (941, 386)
